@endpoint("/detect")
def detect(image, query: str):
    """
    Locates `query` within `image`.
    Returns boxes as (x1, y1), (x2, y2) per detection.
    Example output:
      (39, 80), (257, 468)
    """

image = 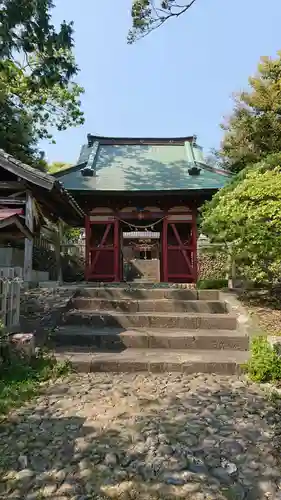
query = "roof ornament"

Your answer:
(81, 141), (99, 177)
(87, 133), (94, 147)
(188, 165), (201, 176)
(188, 136), (201, 175)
